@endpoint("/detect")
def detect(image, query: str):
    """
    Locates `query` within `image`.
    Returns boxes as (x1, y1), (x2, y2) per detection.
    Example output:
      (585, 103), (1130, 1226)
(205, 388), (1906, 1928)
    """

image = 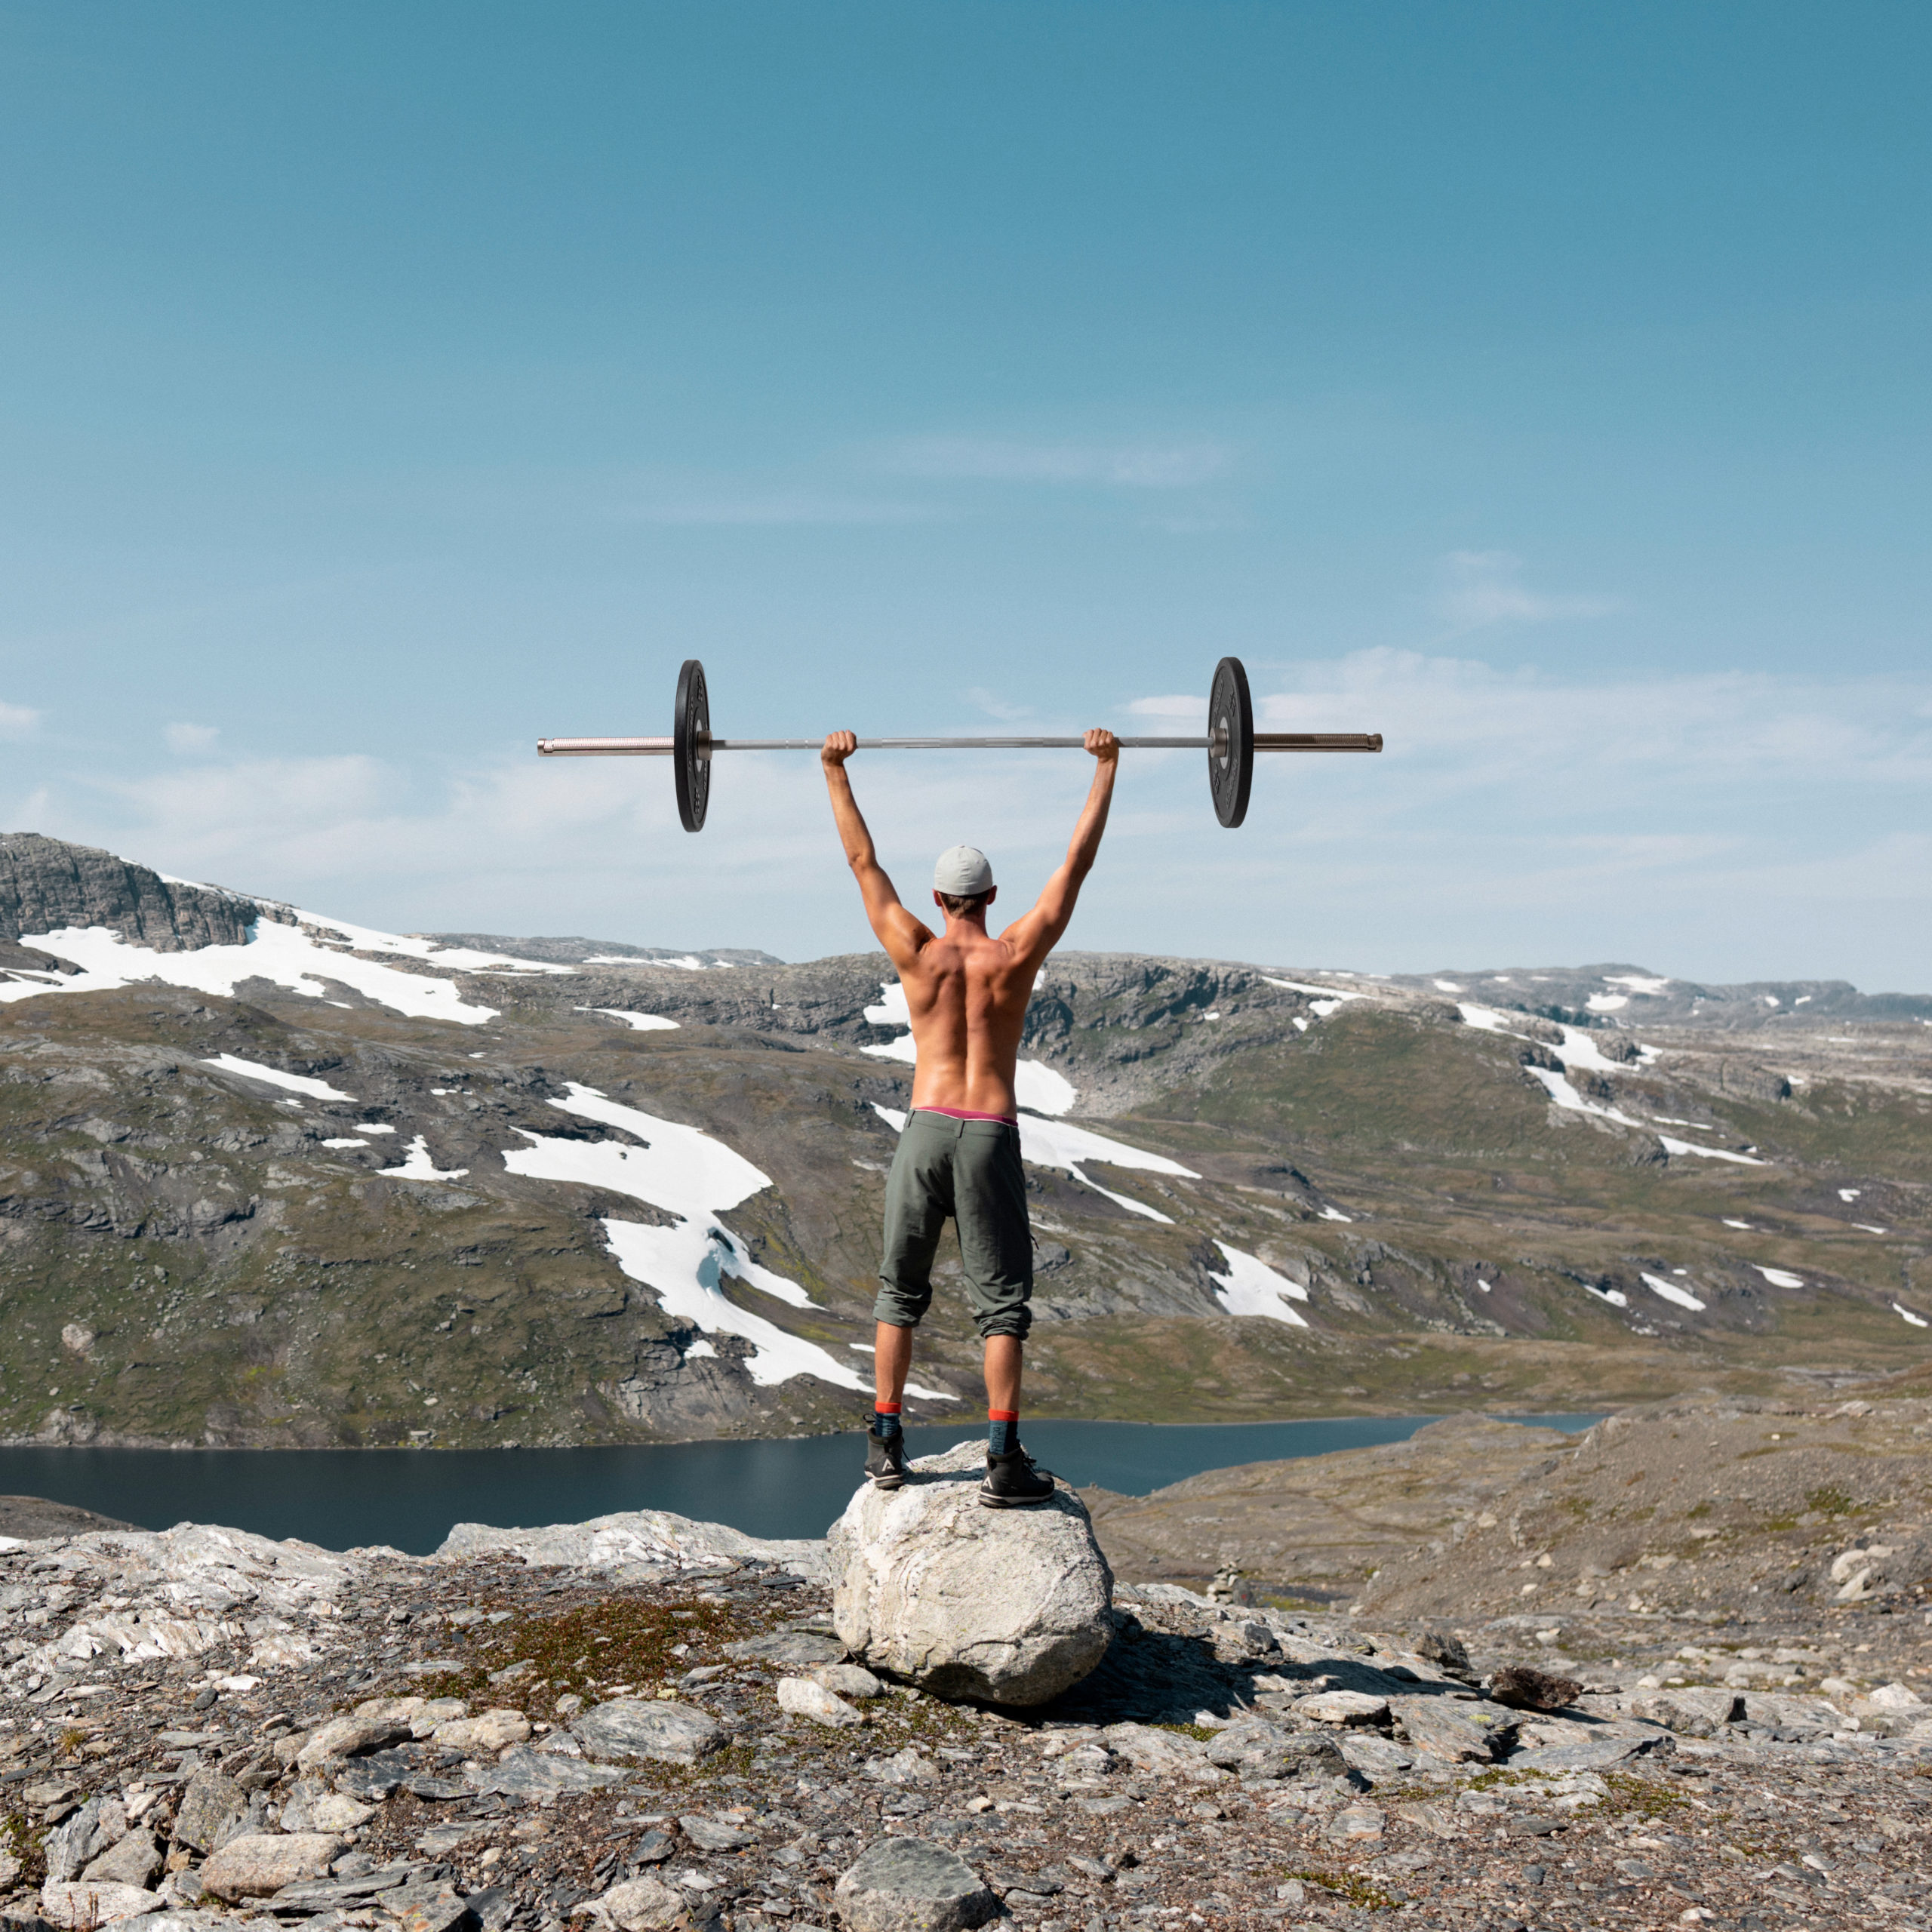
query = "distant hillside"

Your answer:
(427, 934), (783, 971)
(1385, 961), (1932, 1029)
(0, 833), (1927, 1449)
